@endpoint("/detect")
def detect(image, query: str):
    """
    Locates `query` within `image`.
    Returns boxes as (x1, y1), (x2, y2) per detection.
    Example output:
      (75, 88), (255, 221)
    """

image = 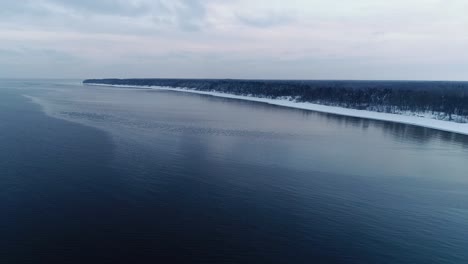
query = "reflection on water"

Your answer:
(24, 83), (468, 181)
(303, 108), (468, 148)
(186, 90), (468, 148)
